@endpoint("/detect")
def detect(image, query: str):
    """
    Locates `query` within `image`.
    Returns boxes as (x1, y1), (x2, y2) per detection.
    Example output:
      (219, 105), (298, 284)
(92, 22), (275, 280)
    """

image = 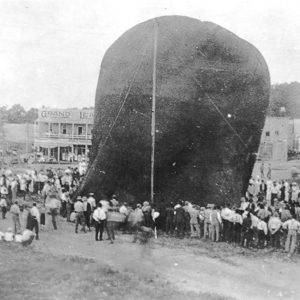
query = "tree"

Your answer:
(0, 106), (8, 123)
(268, 82), (300, 117)
(7, 104), (26, 123)
(24, 108), (39, 123)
